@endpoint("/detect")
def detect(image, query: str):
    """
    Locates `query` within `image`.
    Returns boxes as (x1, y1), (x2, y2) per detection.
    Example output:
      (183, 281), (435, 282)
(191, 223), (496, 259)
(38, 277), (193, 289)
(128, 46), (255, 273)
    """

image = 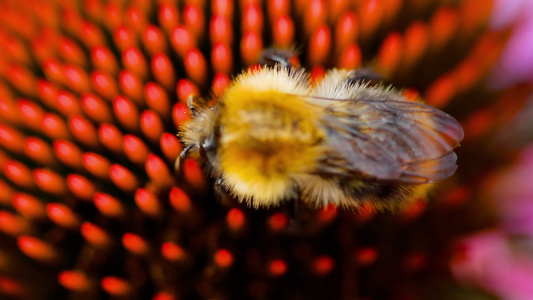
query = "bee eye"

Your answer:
(198, 143), (206, 160)
(199, 133), (216, 161)
(201, 135), (216, 151)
